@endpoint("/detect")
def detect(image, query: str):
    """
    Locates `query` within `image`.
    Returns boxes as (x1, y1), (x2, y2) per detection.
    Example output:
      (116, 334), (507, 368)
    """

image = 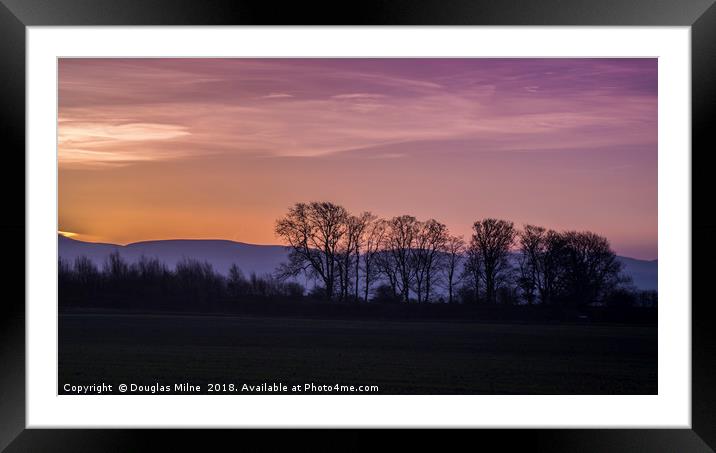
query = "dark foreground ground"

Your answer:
(58, 312), (657, 395)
